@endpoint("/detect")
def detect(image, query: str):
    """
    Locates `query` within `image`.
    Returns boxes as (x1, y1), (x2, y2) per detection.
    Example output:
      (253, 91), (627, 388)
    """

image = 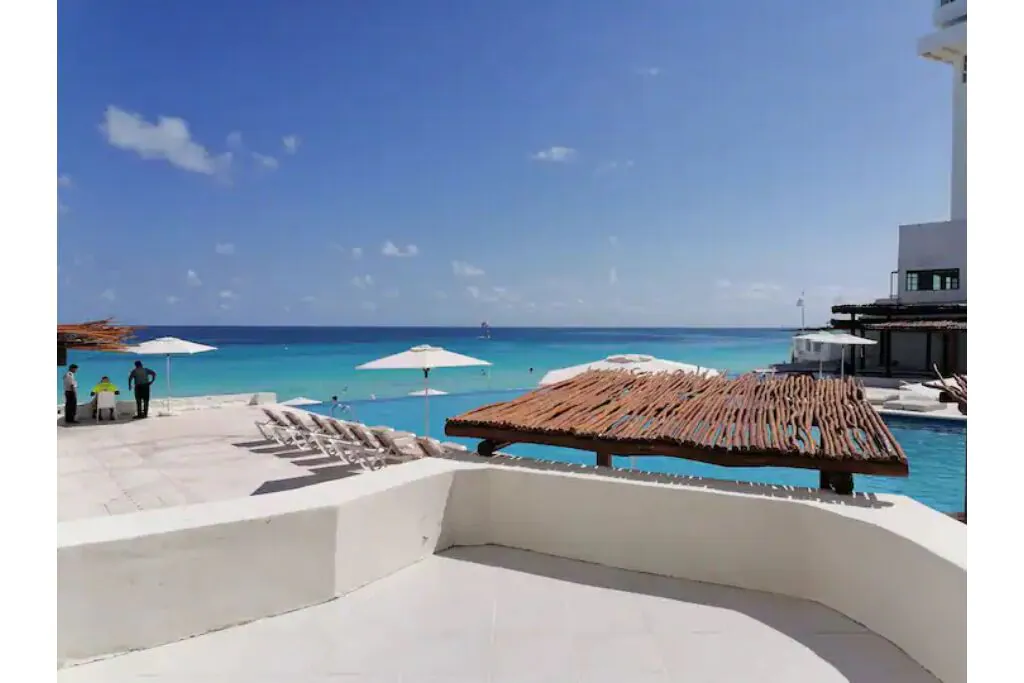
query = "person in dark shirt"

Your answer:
(128, 360), (157, 419)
